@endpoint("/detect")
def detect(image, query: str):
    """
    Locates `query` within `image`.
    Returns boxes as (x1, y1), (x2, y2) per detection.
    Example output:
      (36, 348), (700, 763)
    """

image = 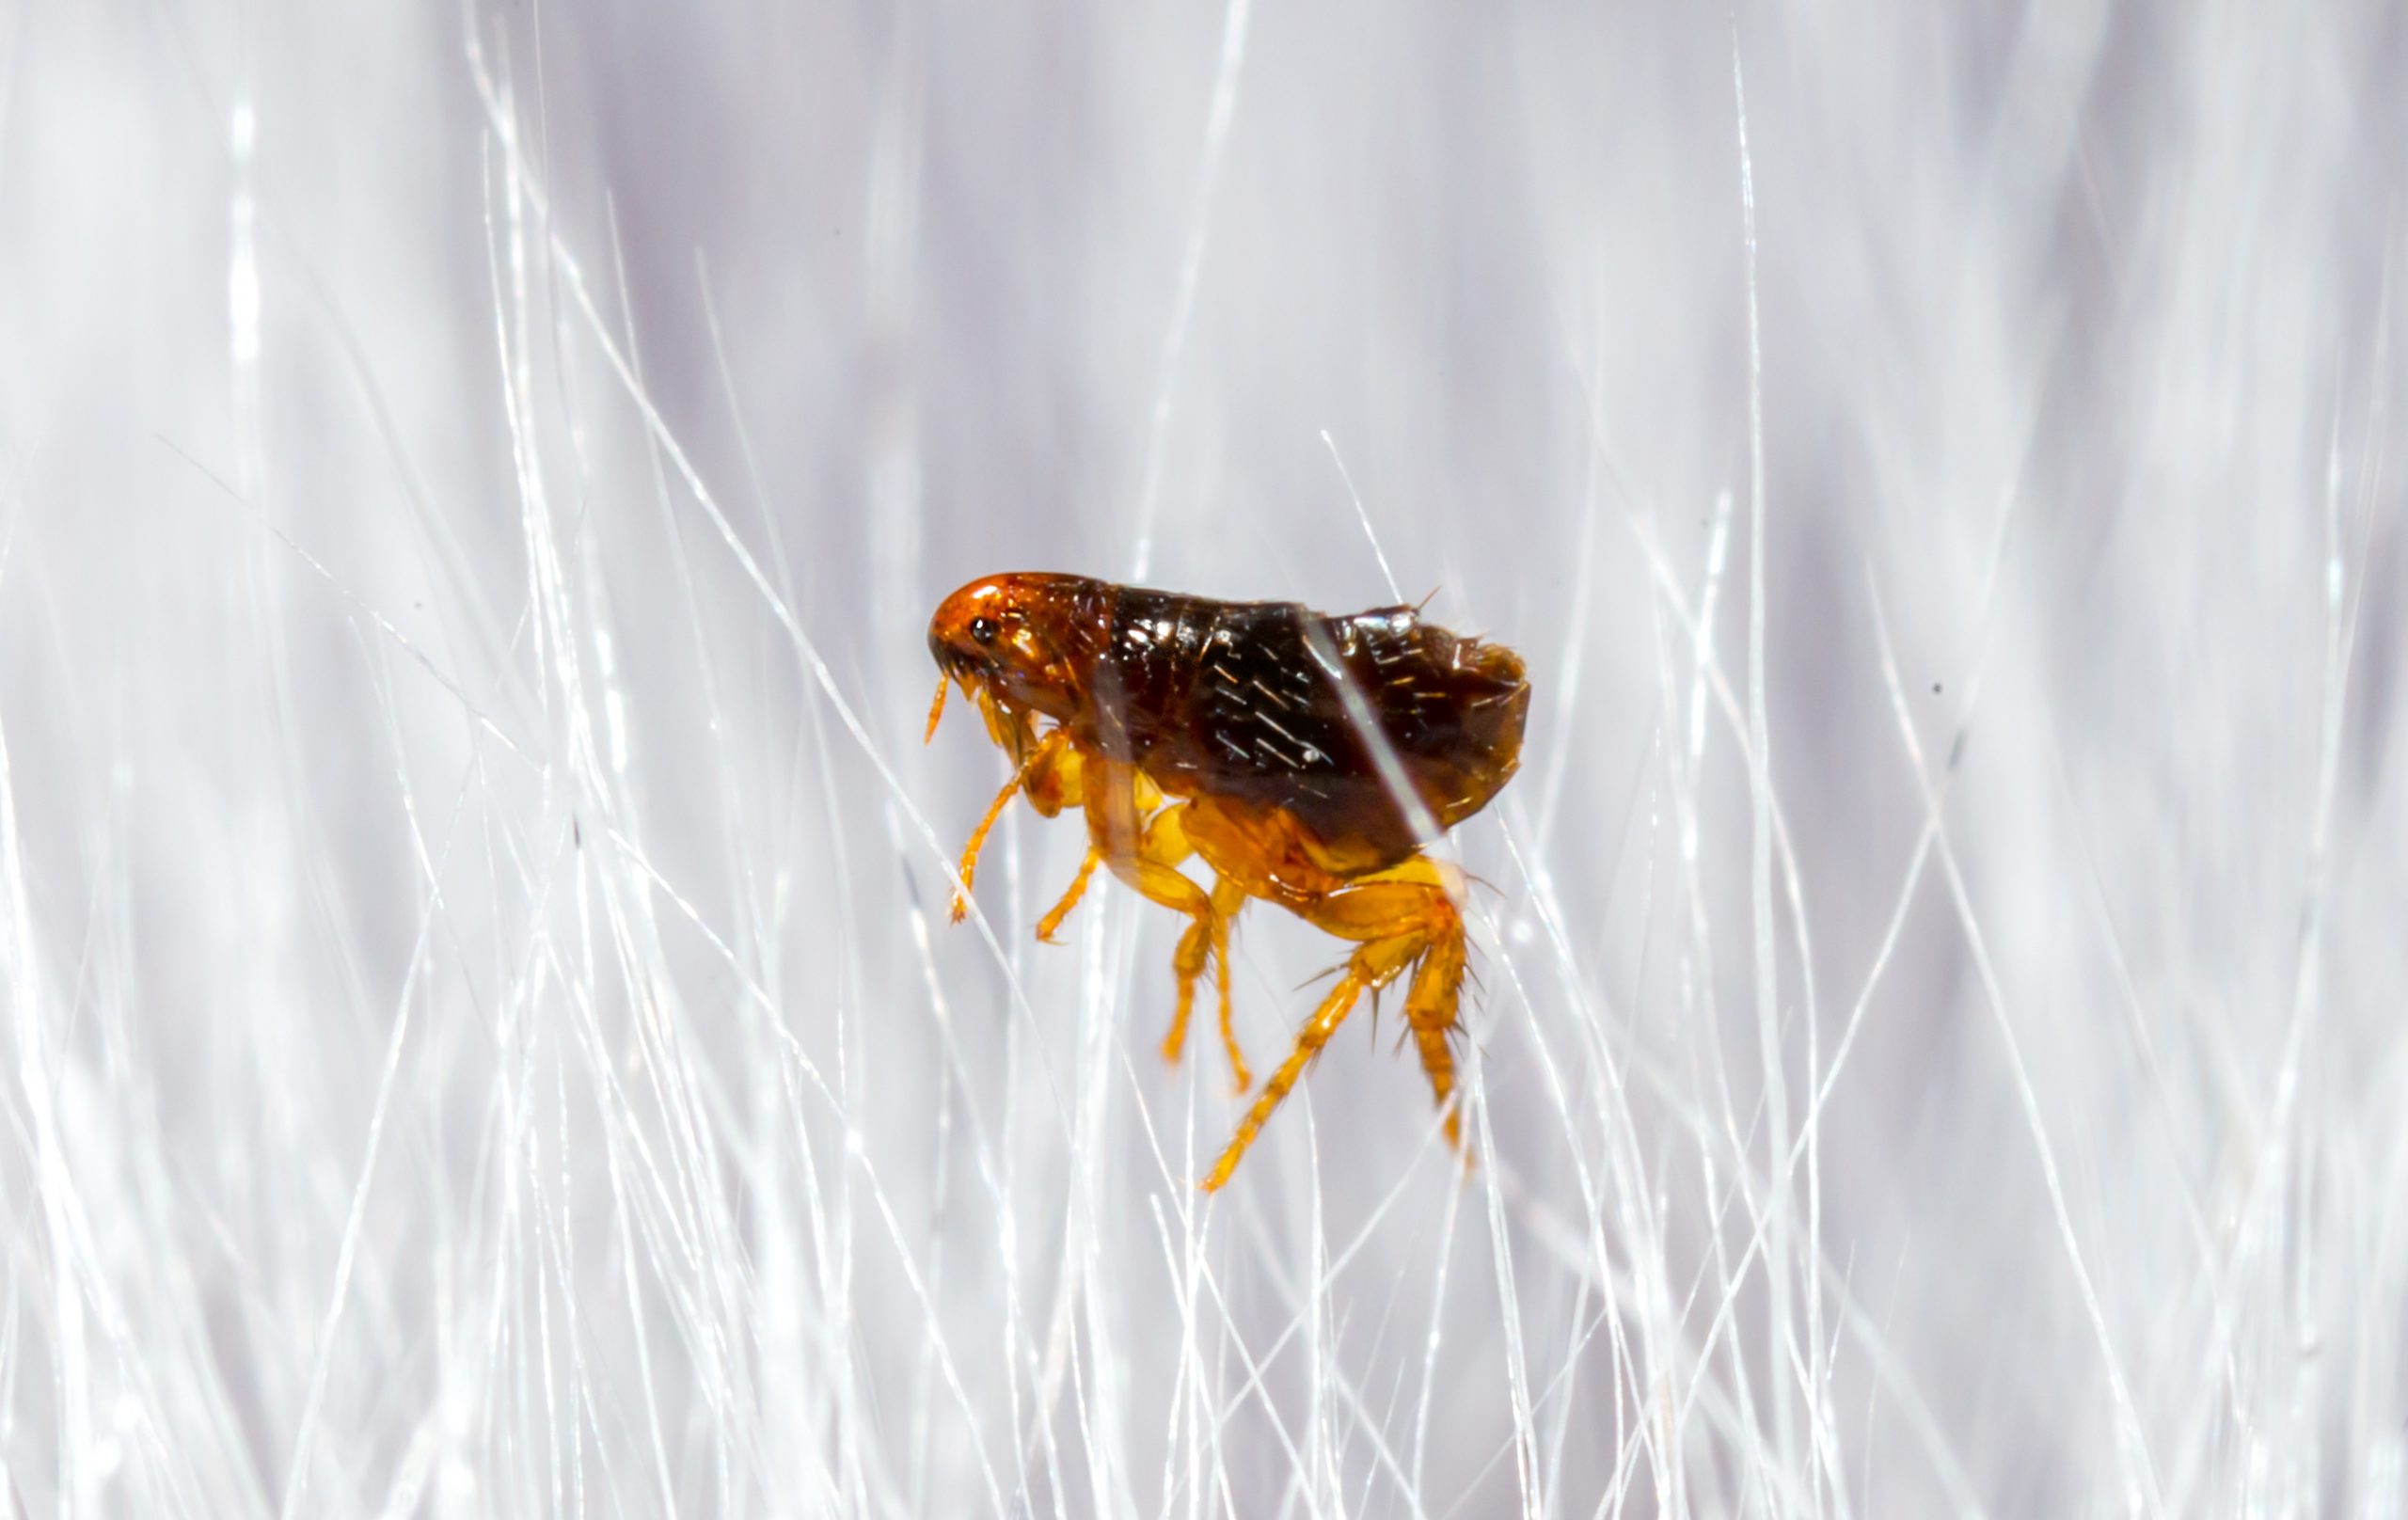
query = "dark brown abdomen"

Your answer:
(1085, 589), (1530, 873)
